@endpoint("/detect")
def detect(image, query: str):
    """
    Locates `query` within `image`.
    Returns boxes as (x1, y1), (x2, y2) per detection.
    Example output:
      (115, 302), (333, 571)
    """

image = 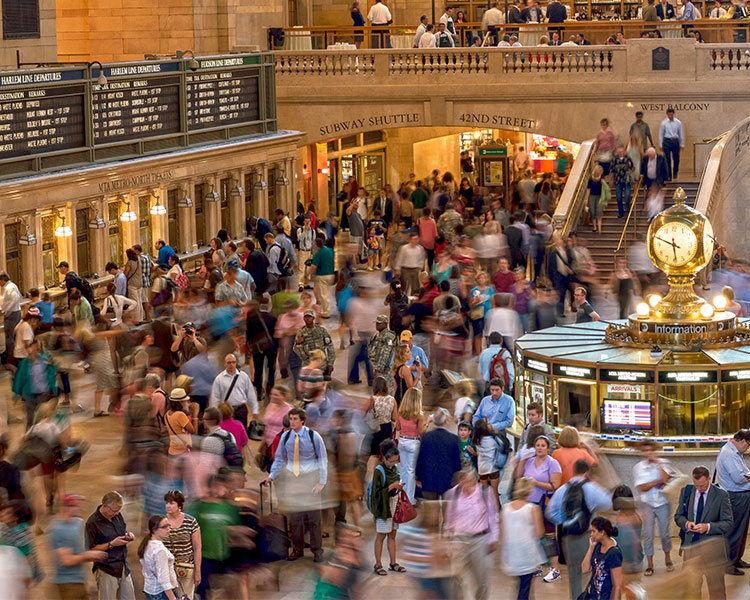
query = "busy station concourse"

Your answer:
(3, 1), (750, 600)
